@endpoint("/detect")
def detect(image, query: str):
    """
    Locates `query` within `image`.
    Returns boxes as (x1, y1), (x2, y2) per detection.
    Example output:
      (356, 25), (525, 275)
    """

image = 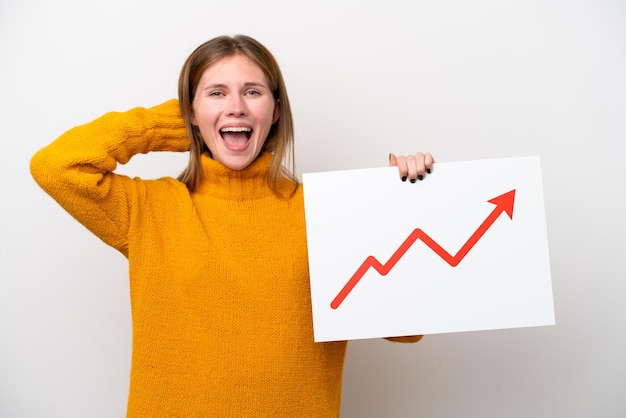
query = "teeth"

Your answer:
(221, 127), (251, 133)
